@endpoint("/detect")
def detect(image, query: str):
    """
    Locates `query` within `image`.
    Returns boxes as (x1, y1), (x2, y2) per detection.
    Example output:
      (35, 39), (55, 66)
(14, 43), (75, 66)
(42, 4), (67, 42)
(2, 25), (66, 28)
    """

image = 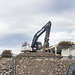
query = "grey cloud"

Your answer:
(0, 33), (32, 47)
(52, 0), (75, 11)
(35, 0), (75, 14)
